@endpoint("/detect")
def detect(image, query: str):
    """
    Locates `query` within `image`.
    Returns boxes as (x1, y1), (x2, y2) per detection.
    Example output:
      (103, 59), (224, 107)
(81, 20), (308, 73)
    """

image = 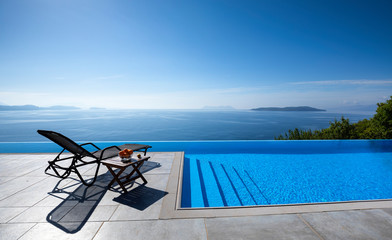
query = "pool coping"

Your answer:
(159, 151), (392, 219)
